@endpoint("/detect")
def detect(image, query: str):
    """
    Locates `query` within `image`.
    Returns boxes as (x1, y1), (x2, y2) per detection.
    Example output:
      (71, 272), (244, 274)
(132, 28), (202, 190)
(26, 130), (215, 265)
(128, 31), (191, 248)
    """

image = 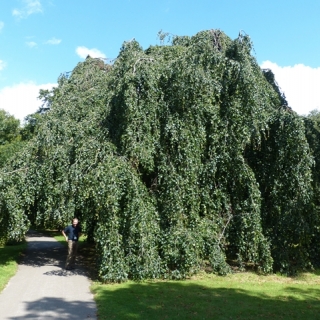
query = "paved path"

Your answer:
(0, 231), (97, 319)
